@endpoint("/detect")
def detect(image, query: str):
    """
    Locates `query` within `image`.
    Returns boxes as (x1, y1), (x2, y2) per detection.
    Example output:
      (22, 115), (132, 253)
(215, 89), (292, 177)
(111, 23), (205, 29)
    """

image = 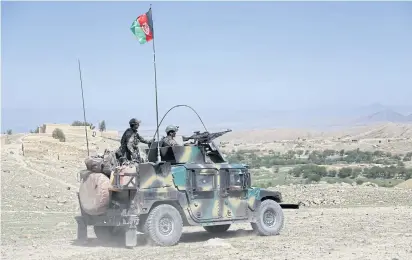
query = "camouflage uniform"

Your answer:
(162, 135), (178, 147)
(117, 118), (152, 163)
(126, 130), (152, 162)
(161, 125), (179, 147)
